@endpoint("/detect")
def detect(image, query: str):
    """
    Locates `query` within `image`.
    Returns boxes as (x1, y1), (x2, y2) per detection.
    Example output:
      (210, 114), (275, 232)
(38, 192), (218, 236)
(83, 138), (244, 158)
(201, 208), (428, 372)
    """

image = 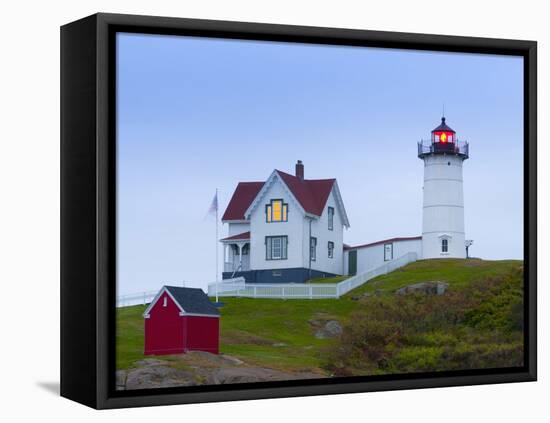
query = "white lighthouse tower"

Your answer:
(418, 117), (469, 259)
